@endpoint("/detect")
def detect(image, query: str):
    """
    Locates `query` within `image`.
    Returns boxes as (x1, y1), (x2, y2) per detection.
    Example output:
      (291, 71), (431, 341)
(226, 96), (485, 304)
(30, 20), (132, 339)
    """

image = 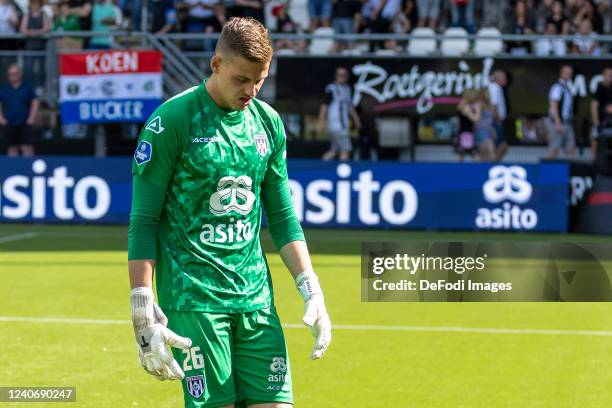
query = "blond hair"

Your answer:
(216, 17), (273, 64)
